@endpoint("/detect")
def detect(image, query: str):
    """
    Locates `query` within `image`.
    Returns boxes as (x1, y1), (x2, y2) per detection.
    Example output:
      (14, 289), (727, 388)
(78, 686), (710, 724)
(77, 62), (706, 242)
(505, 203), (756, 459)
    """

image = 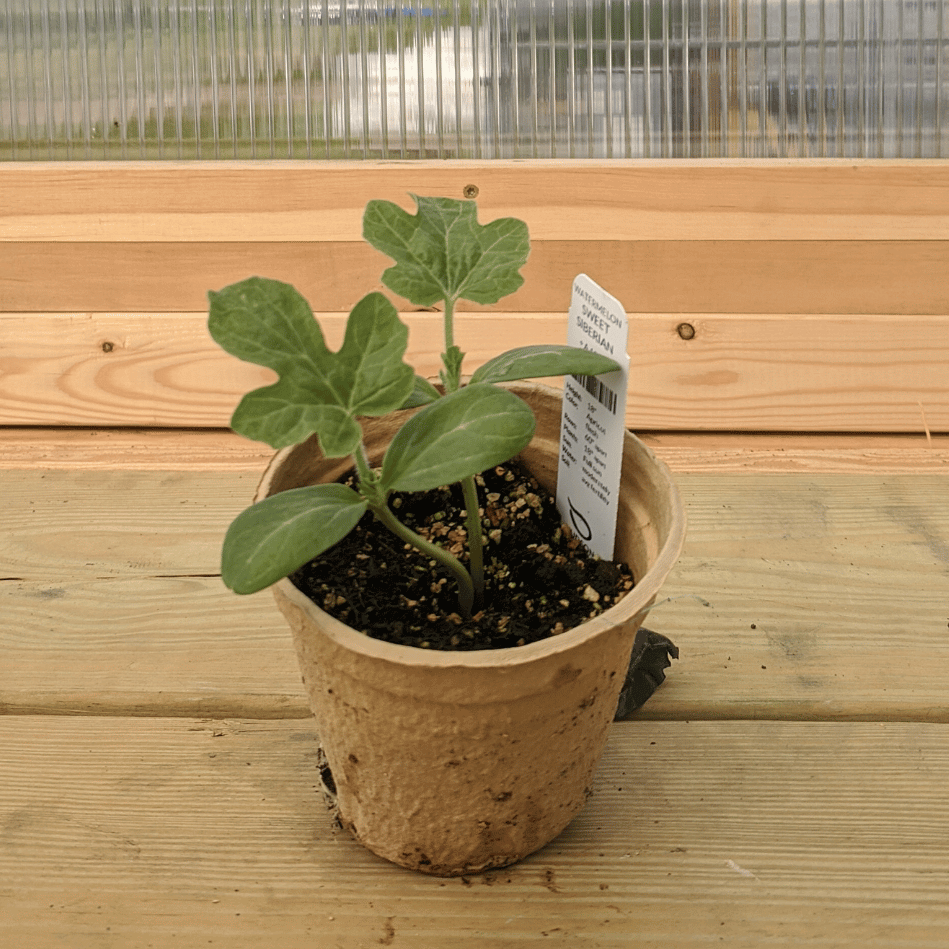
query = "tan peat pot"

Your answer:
(256, 382), (686, 876)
